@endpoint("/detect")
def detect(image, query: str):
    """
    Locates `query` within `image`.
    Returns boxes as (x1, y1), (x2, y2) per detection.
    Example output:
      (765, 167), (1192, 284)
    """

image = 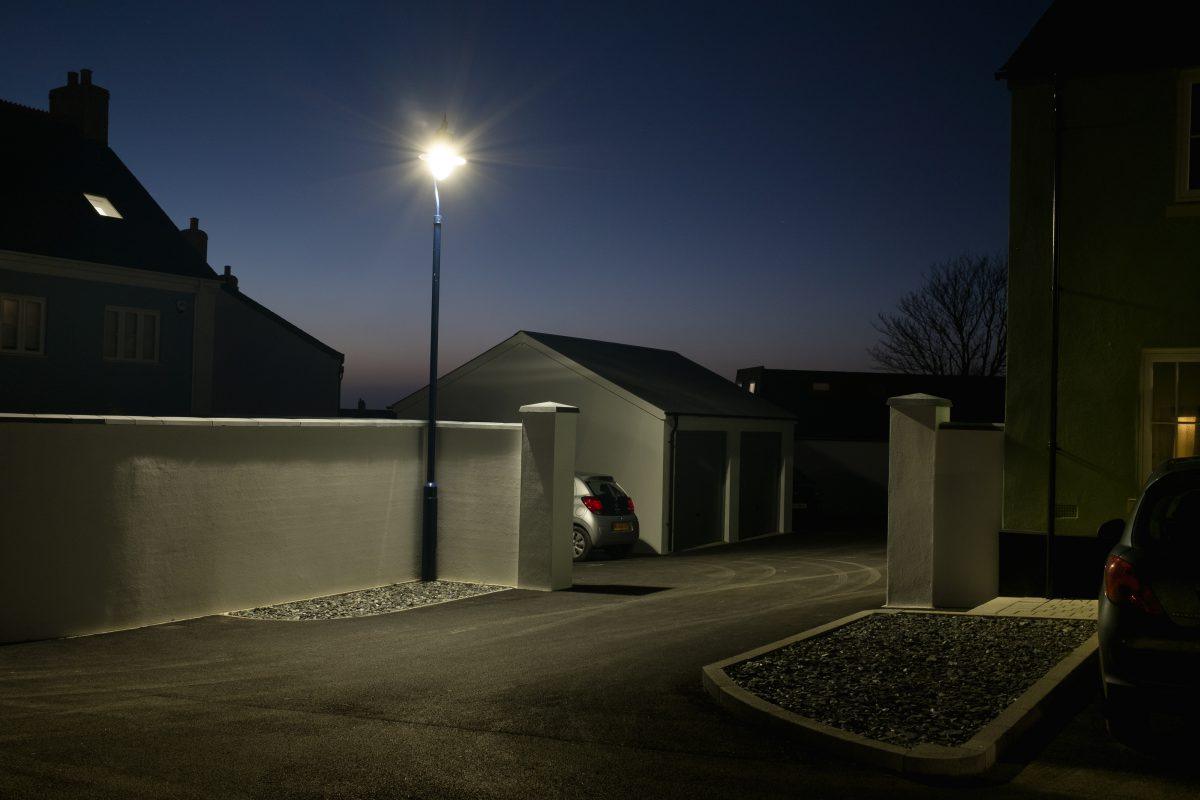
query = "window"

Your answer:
(748, 381), (757, 393)
(84, 193), (123, 219)
(0, 294), (45, 355)
(1142, 350), (1200, 478)
(103, 307), (158, 362)
(1177, 70), (1200, 201)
